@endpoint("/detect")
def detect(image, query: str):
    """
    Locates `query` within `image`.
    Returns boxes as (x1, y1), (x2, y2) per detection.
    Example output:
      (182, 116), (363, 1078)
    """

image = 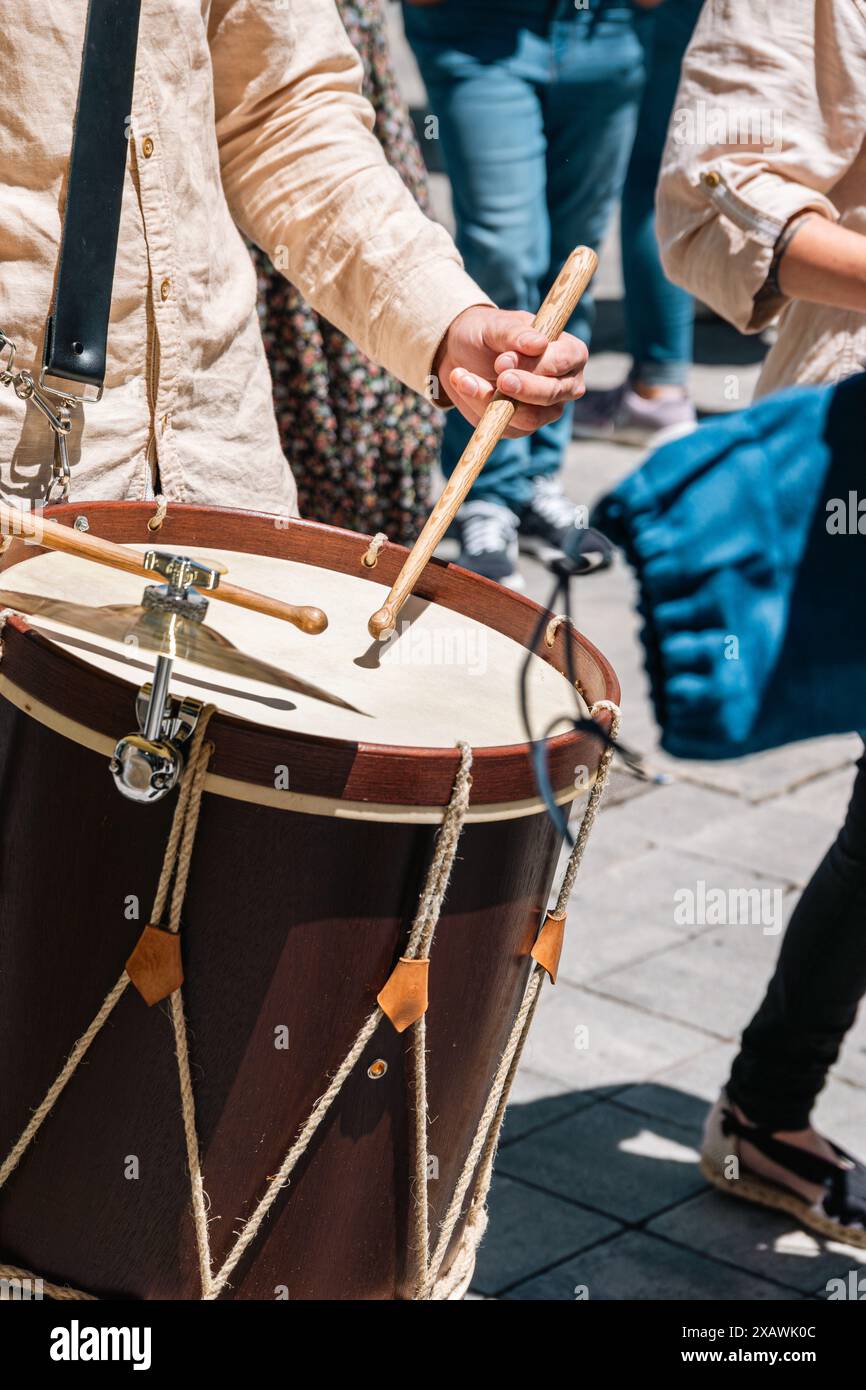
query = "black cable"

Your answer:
(518, 534), (658, 847)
